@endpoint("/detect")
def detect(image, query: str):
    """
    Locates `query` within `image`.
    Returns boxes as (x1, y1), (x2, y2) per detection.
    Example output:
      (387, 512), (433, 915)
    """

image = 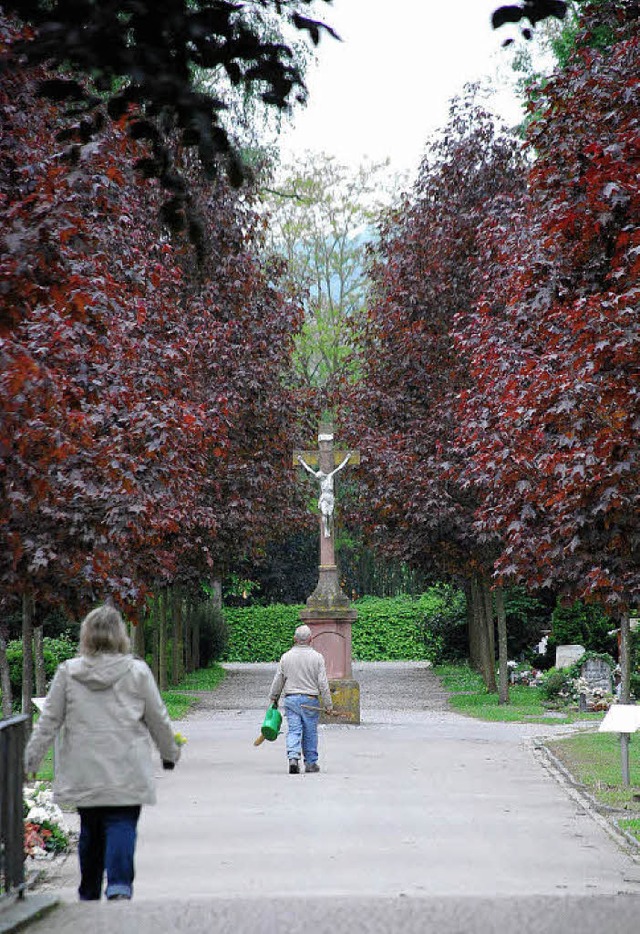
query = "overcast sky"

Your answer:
(278, 0), (531, 176)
